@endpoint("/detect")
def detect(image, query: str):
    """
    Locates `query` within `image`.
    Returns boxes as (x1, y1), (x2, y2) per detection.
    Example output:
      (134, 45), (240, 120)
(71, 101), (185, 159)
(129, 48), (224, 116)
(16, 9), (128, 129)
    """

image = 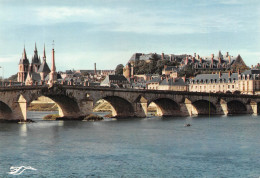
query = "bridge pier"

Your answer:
(220, 99), (228, 115)
(184, 98), (198, 116)
(133, 102), (147, 118)
(17, 95), (27, 121)
(78, 100), (93, 116)
(250, 101), (258, 115)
